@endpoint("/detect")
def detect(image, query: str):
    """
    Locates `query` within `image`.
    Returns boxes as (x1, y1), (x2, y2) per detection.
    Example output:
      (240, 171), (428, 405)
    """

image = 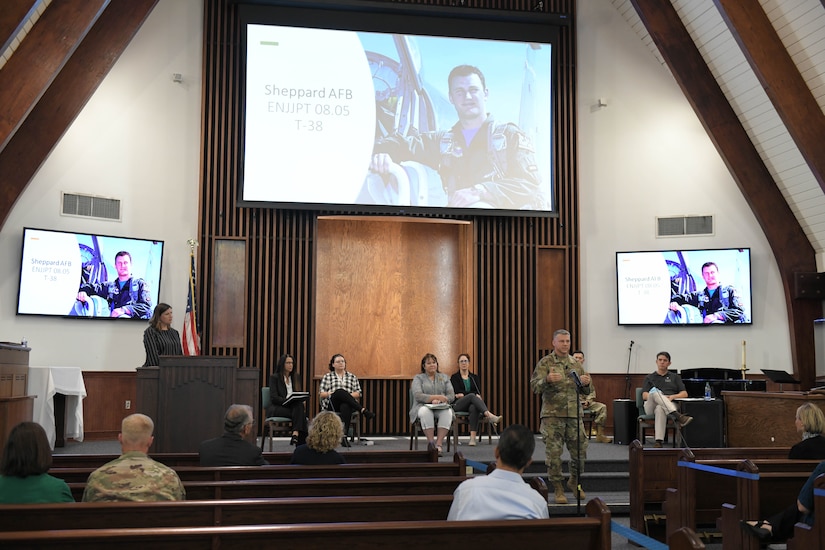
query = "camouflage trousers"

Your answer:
(540, 416), (588, 484)
(585, 401), (607, 425)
